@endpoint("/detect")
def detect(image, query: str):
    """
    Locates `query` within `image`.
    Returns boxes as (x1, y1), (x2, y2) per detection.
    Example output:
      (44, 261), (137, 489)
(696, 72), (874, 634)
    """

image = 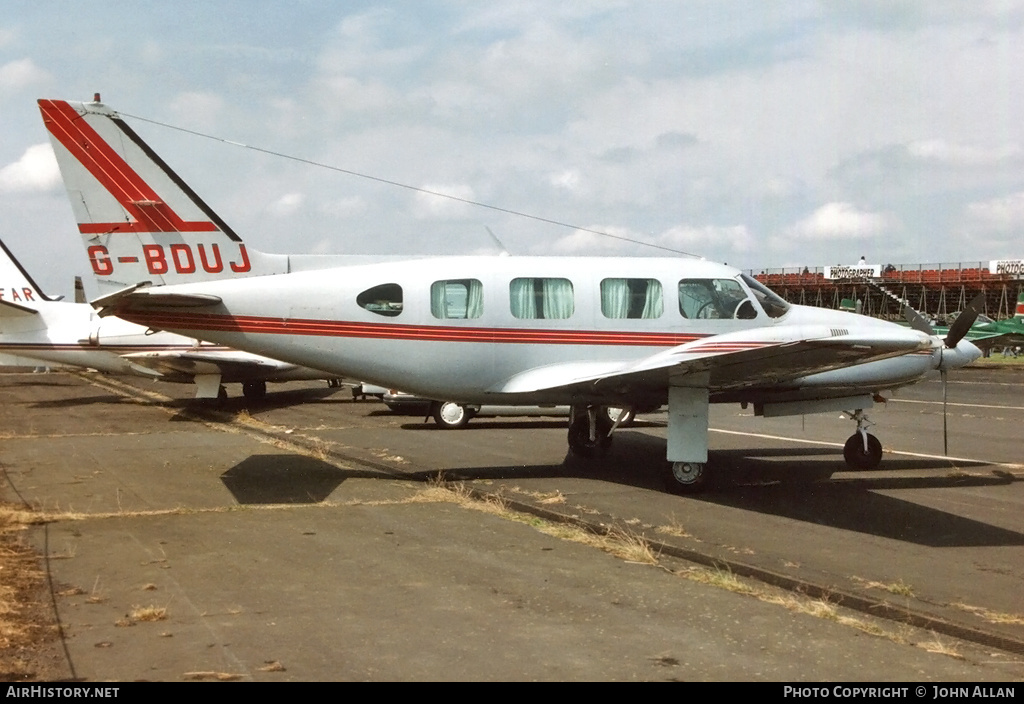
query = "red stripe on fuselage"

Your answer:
(114, 310), (717, 347)
(39, 100), (217, 234)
